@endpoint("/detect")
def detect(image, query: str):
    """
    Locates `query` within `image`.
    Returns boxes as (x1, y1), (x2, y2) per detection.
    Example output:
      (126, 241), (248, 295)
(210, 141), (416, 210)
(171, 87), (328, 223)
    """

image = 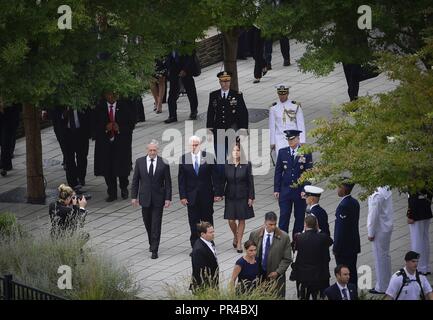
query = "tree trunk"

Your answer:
(22, 104), (46, 204)
(222, 28), (241, 92)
